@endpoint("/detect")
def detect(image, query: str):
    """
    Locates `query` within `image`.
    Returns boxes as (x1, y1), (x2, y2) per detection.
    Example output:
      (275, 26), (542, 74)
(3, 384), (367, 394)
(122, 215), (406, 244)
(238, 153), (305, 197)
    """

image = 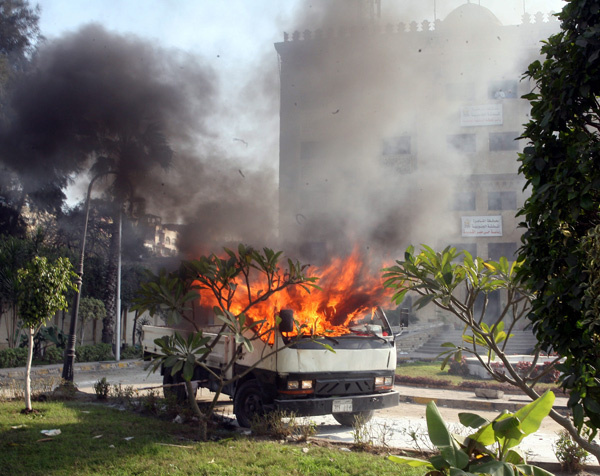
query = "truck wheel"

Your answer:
(332, 410), (374, 427)
(234, 380), (265, 428)
(163, 371), (189, 403)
